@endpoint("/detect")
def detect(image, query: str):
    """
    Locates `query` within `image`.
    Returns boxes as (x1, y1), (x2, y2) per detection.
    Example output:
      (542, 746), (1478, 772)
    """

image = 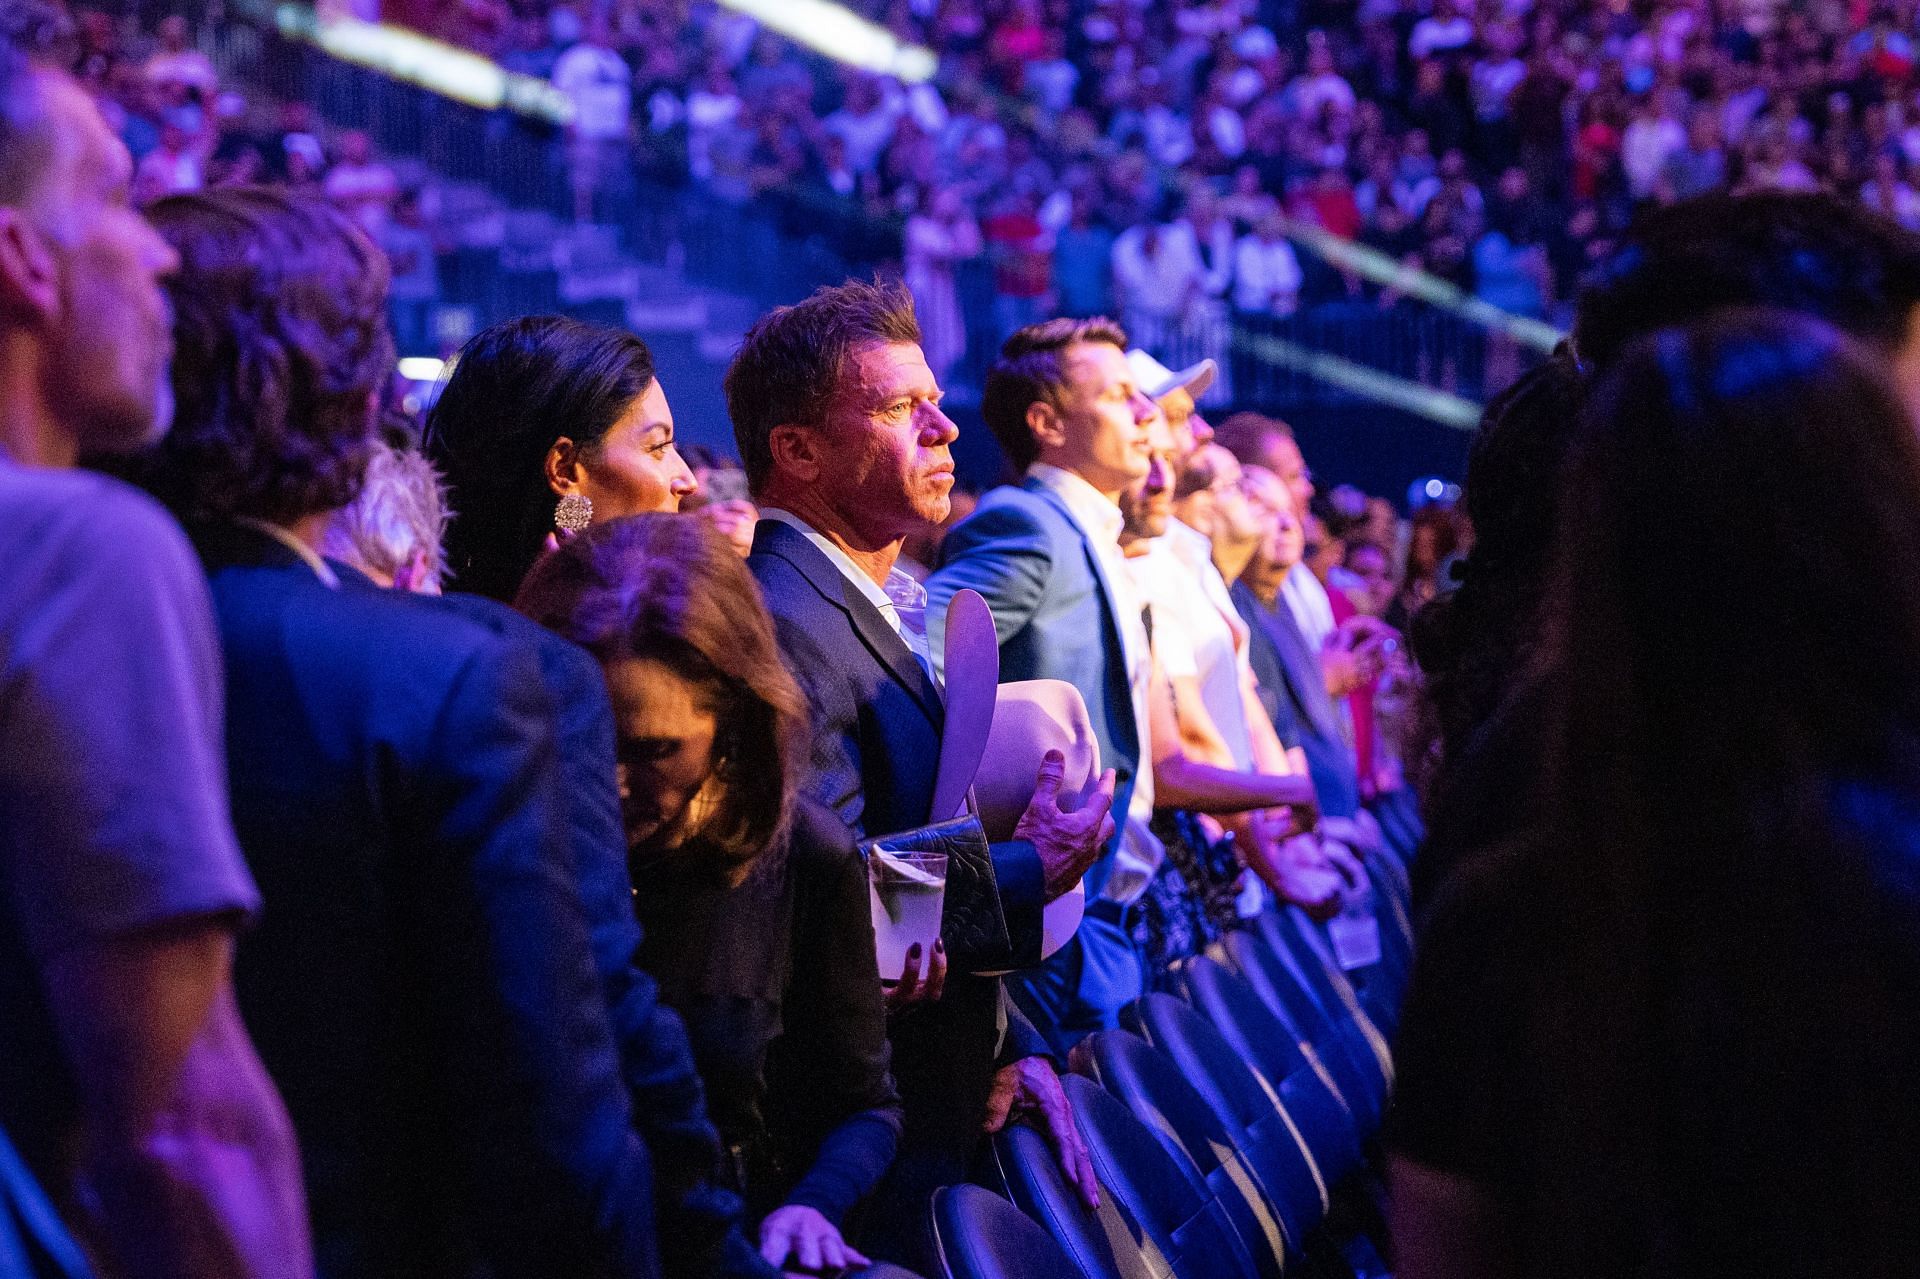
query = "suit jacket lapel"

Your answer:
(755, 520), (945, 729)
